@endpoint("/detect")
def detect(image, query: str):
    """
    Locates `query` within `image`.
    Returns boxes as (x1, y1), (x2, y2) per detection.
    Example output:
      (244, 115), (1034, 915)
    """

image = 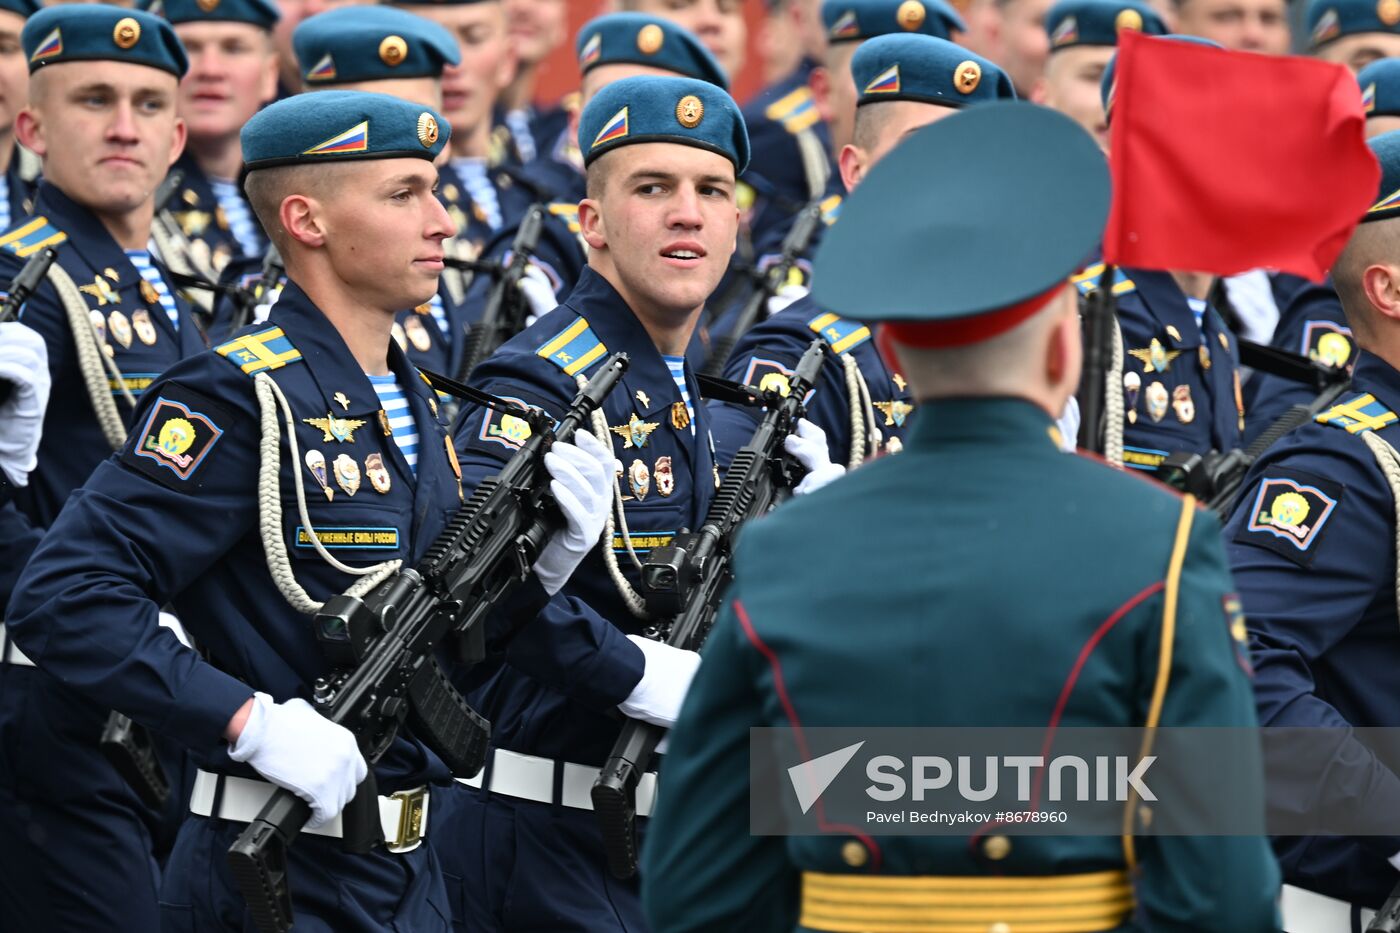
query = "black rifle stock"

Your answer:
(455, 203), (547, 384)
(1076, 264), (1117, 453)
(592, 338), (829, 880)
(227, 353), (630, 933)
(225, 245), (285, 336)
(703, 200), (824, 377)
